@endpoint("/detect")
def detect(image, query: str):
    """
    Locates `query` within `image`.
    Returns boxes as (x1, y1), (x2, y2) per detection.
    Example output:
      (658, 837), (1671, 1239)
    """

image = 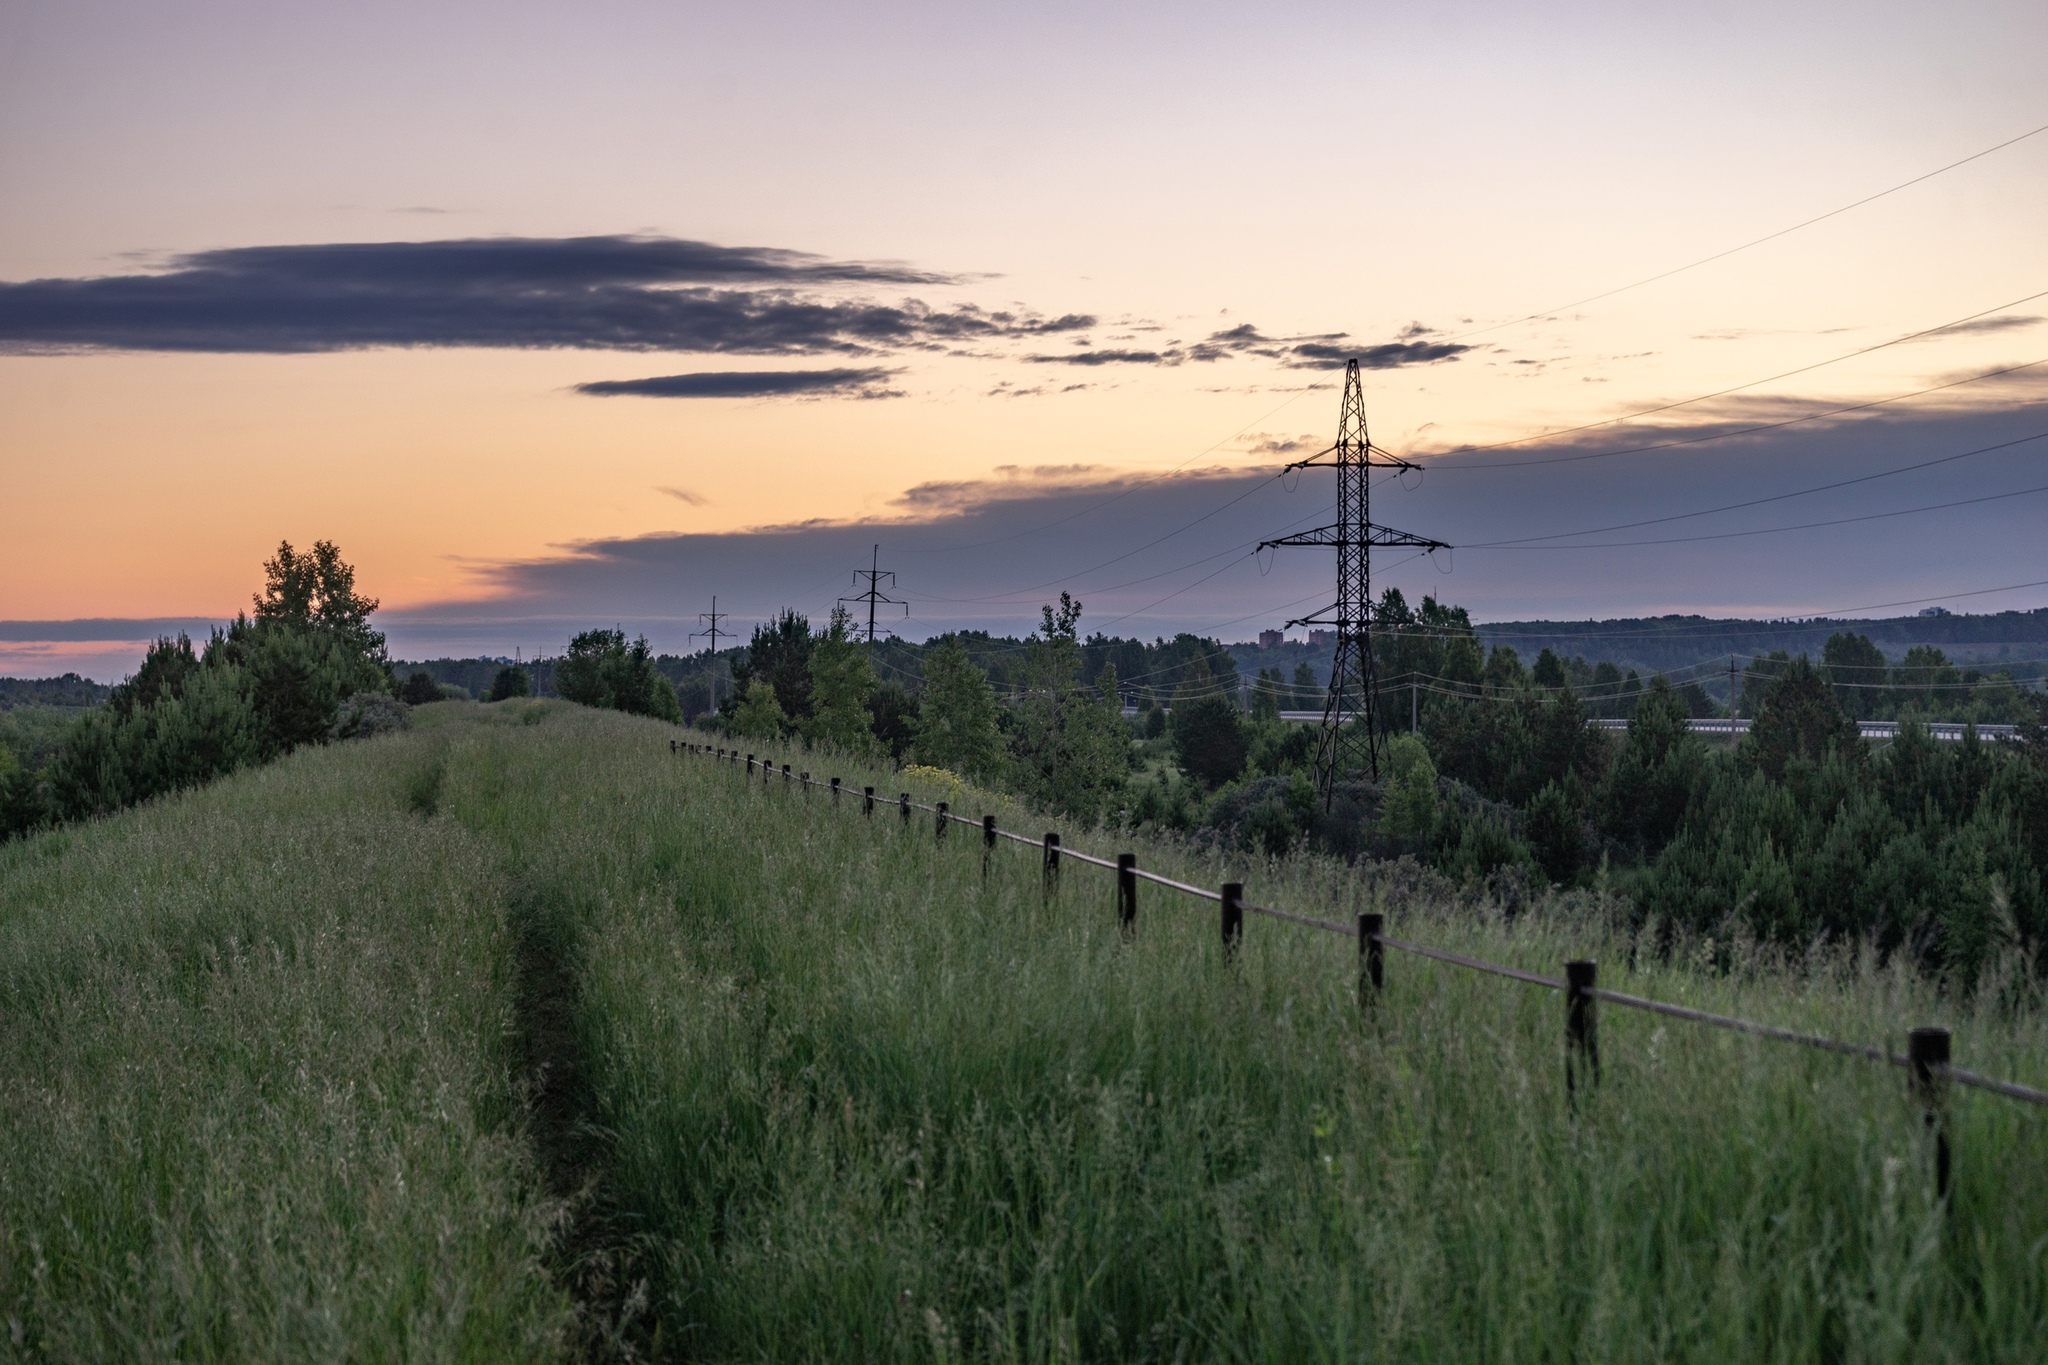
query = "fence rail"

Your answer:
(676, 739), (2047, 1194)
